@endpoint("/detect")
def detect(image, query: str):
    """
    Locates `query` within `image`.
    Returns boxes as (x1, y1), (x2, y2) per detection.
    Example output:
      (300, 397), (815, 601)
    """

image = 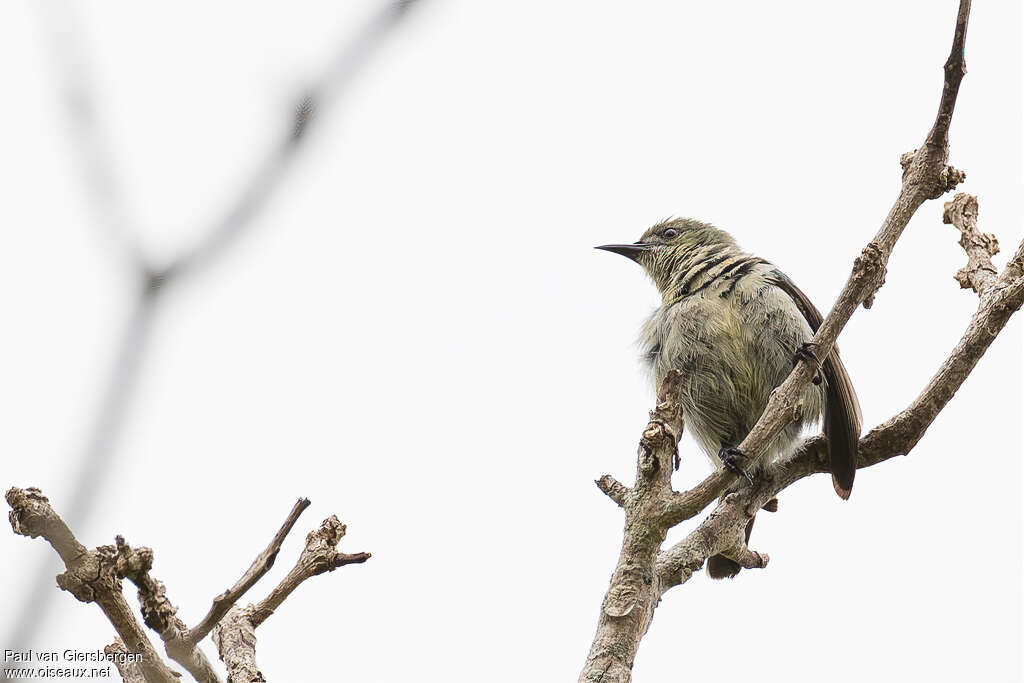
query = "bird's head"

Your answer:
(596, 217), (737, 294)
